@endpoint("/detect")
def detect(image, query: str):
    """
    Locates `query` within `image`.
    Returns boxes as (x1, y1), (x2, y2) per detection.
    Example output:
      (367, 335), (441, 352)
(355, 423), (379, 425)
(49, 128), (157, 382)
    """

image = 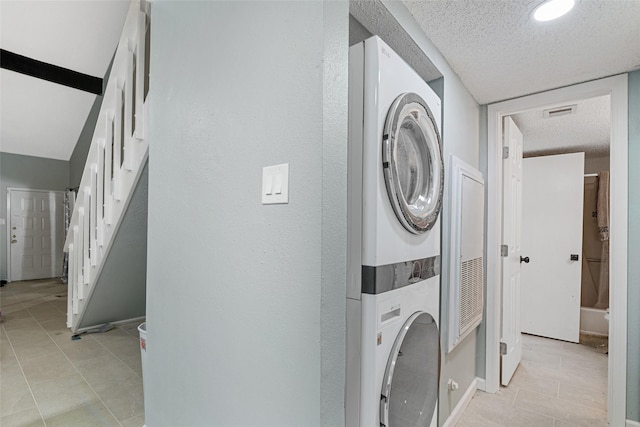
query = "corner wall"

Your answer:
(145, 2), (347, 425)
(627, 69), (640, 422)
(0, 153), (69, 280)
